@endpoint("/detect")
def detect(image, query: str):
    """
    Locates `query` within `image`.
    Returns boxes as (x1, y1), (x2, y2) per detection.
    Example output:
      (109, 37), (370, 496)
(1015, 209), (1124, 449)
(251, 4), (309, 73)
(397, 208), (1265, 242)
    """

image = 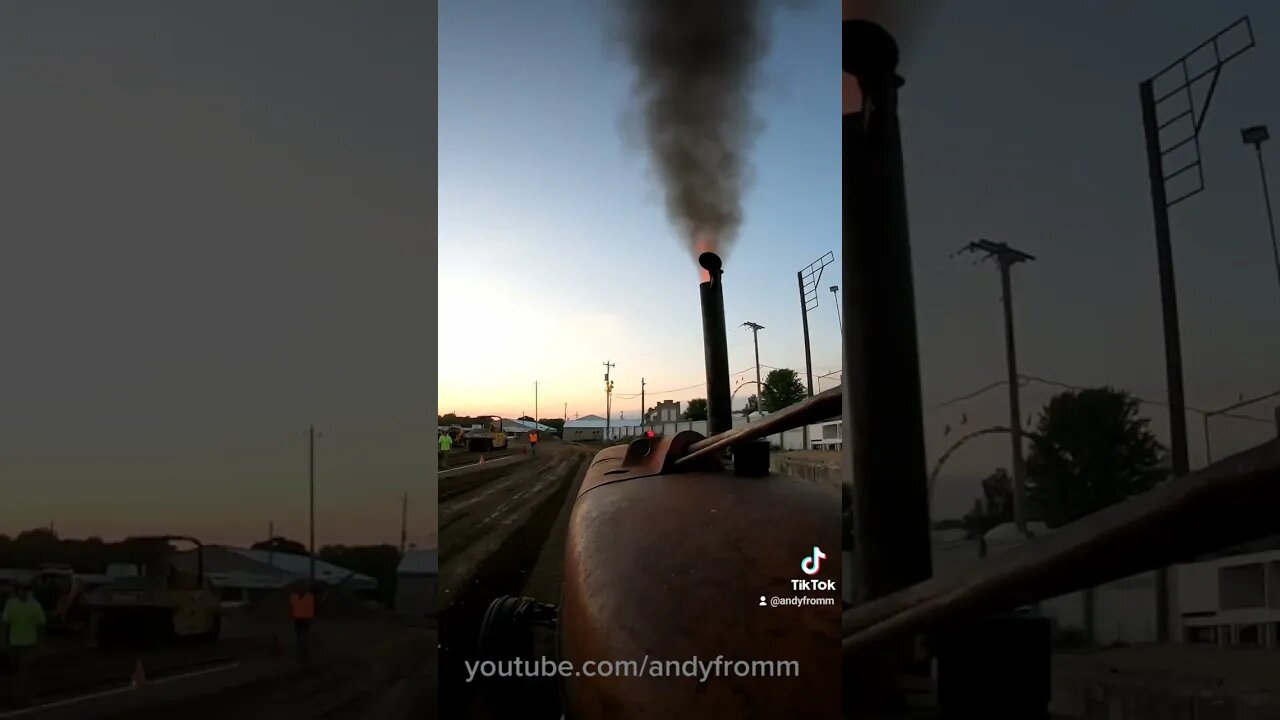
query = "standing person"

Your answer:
(438, 430), (453, 469)
(528, 429), (539, 456)
(2, 582), (46, 706)
(288, 582), (316, 667)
